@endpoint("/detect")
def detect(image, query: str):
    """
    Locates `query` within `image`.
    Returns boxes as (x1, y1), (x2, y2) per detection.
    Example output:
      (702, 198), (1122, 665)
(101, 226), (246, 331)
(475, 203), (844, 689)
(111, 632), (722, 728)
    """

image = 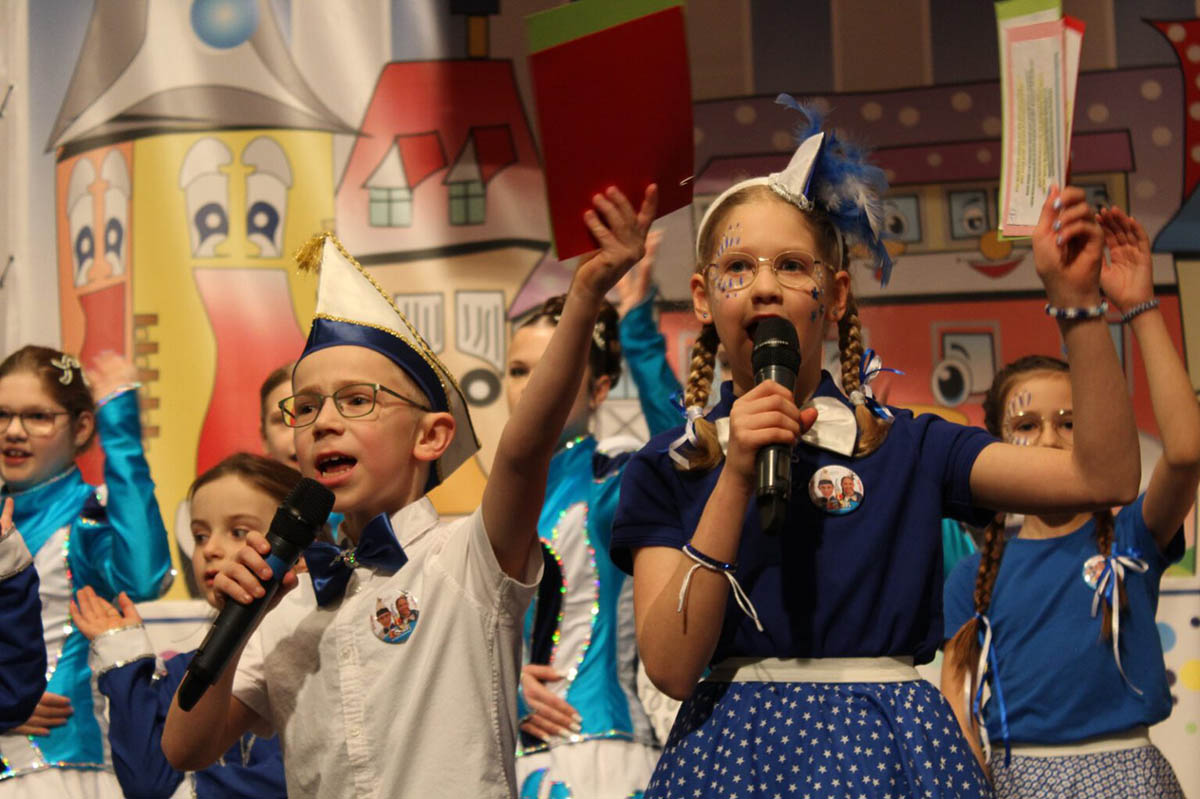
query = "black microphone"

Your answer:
(177, 478), (334, 712)
(752, 317), (800, 535)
